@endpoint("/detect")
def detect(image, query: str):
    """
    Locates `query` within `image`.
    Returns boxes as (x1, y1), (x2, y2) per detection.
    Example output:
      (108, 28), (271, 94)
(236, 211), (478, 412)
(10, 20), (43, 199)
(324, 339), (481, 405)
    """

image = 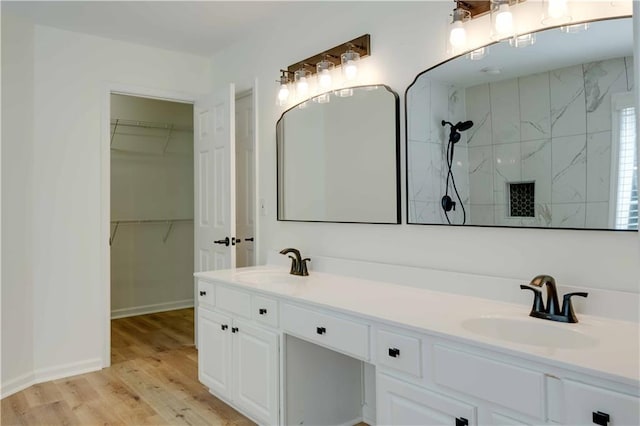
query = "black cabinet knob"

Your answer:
(231, 327), (239, 333)
(455, 417), (469, 426)
(593, 411), (610, 426)
(221, 324), (228, 331)
(316, 327), (326, 335)
(259, 308), (267, 315)
(199, 291), (206, 296)
(388, 348), (400, 358)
